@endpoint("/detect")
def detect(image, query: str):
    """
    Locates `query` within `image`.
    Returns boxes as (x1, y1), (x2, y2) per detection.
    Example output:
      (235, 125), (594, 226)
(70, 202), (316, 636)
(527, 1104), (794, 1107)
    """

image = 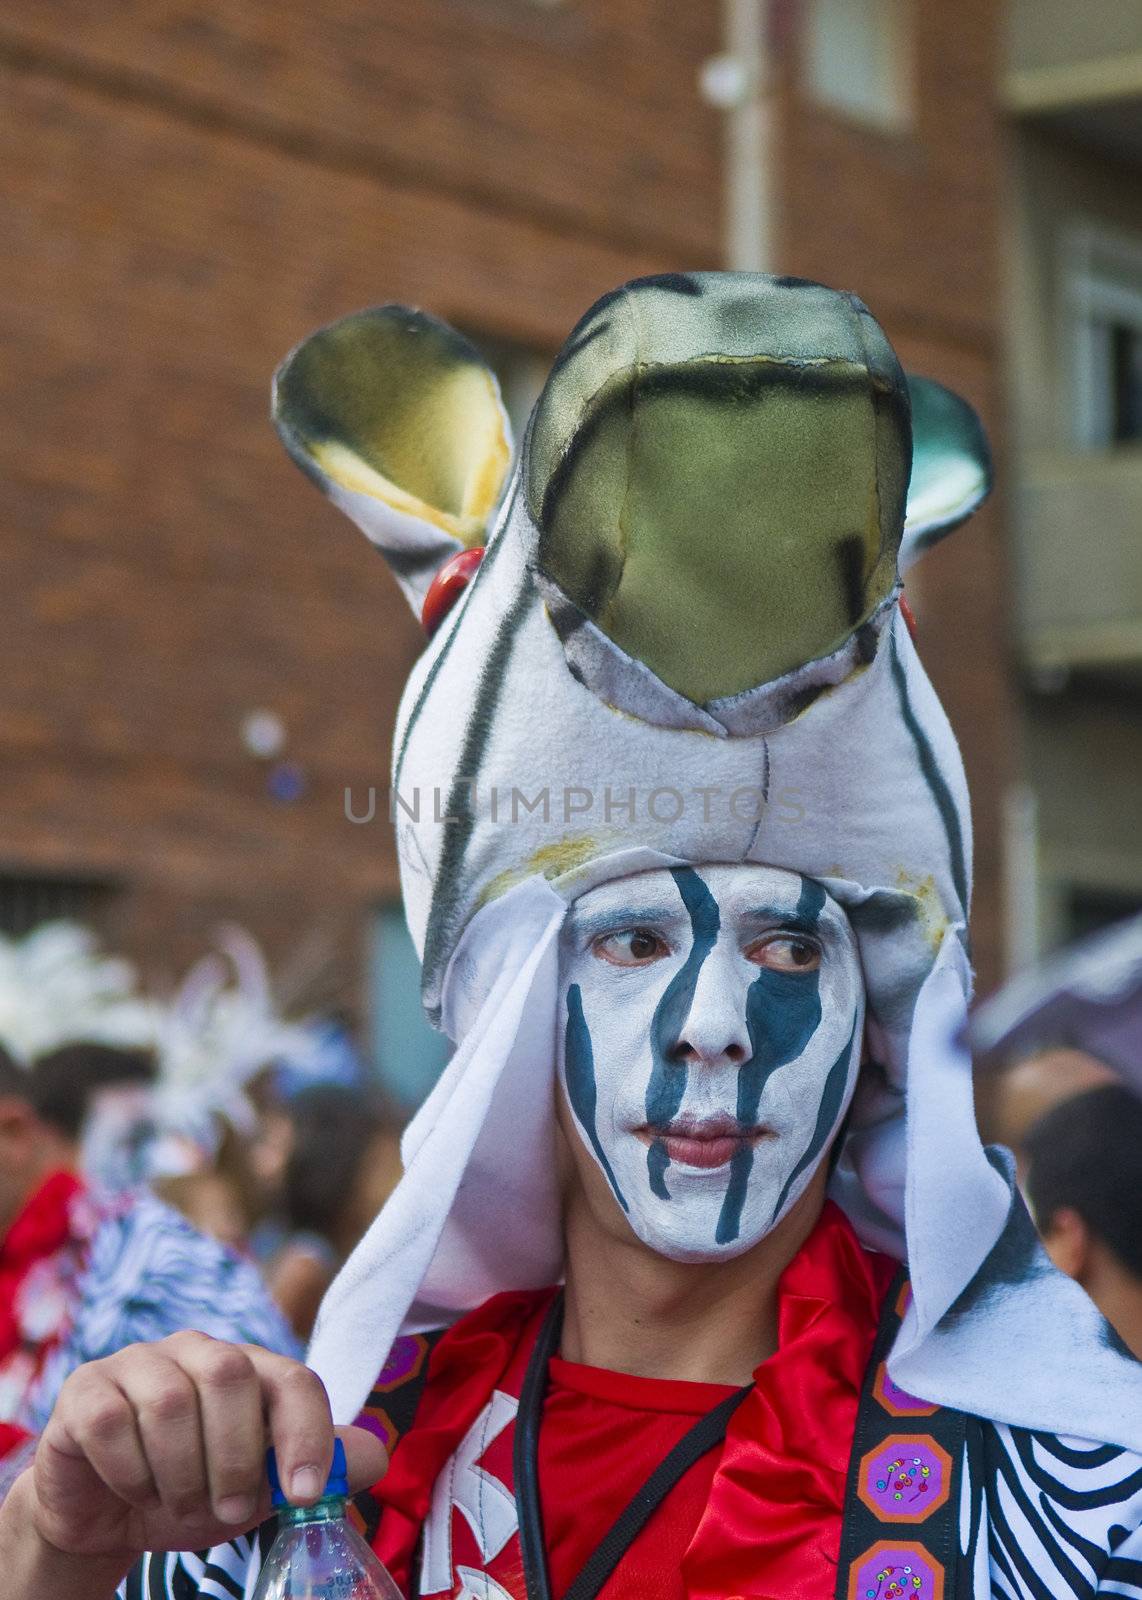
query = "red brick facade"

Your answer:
(0, 0), (1007, 1005)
